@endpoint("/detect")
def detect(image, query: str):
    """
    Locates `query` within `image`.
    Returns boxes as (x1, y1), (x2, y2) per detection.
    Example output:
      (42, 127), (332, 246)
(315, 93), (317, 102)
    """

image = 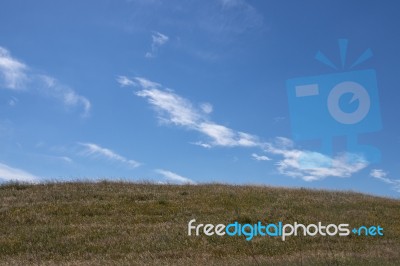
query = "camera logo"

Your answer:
(286, 39), (382, 163)
(327, 81), (370, 125)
